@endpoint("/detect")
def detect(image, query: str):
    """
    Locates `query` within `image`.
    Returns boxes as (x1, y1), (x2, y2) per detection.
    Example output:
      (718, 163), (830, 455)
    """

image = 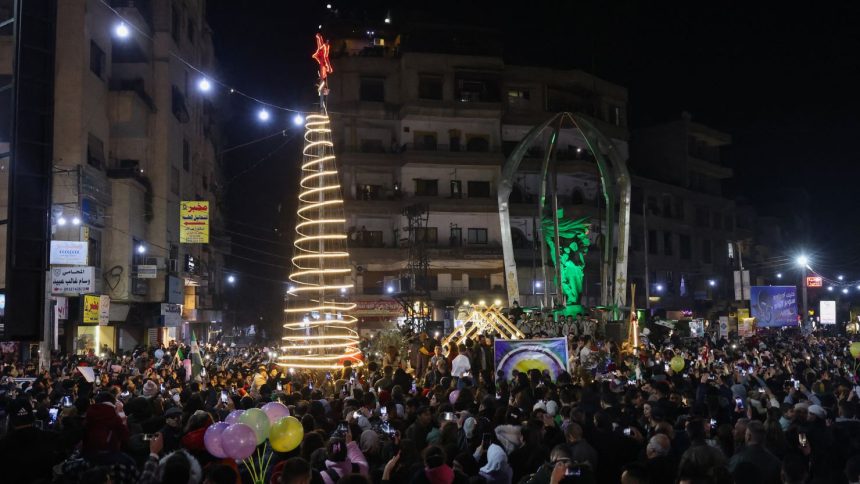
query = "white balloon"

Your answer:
(154, 349), (164, 359)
